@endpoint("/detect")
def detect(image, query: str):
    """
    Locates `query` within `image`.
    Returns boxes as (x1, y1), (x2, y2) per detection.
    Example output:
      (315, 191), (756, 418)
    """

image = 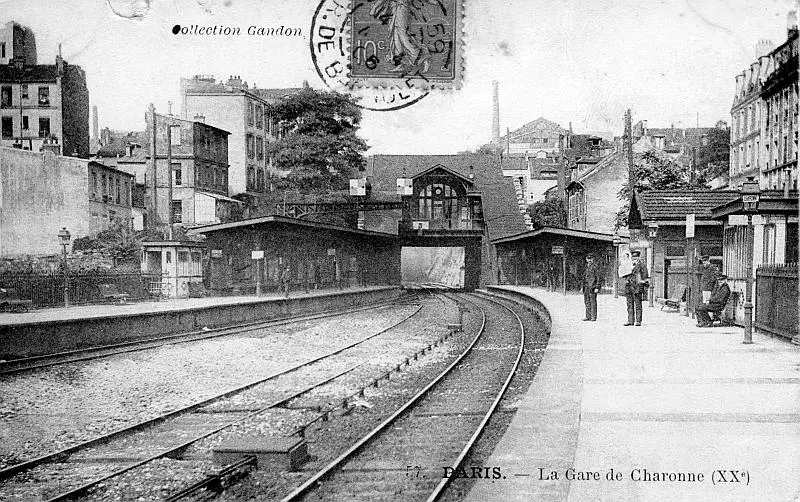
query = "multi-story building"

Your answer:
(730, 14), (798, 189)
(180, 75), (302, 202)
(499, 117), (568, 157)
(0, 52), (89, 157)
(145, 105), (238, 228)
(0, 146), (132, 256)
(0, 21), (37, 66)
